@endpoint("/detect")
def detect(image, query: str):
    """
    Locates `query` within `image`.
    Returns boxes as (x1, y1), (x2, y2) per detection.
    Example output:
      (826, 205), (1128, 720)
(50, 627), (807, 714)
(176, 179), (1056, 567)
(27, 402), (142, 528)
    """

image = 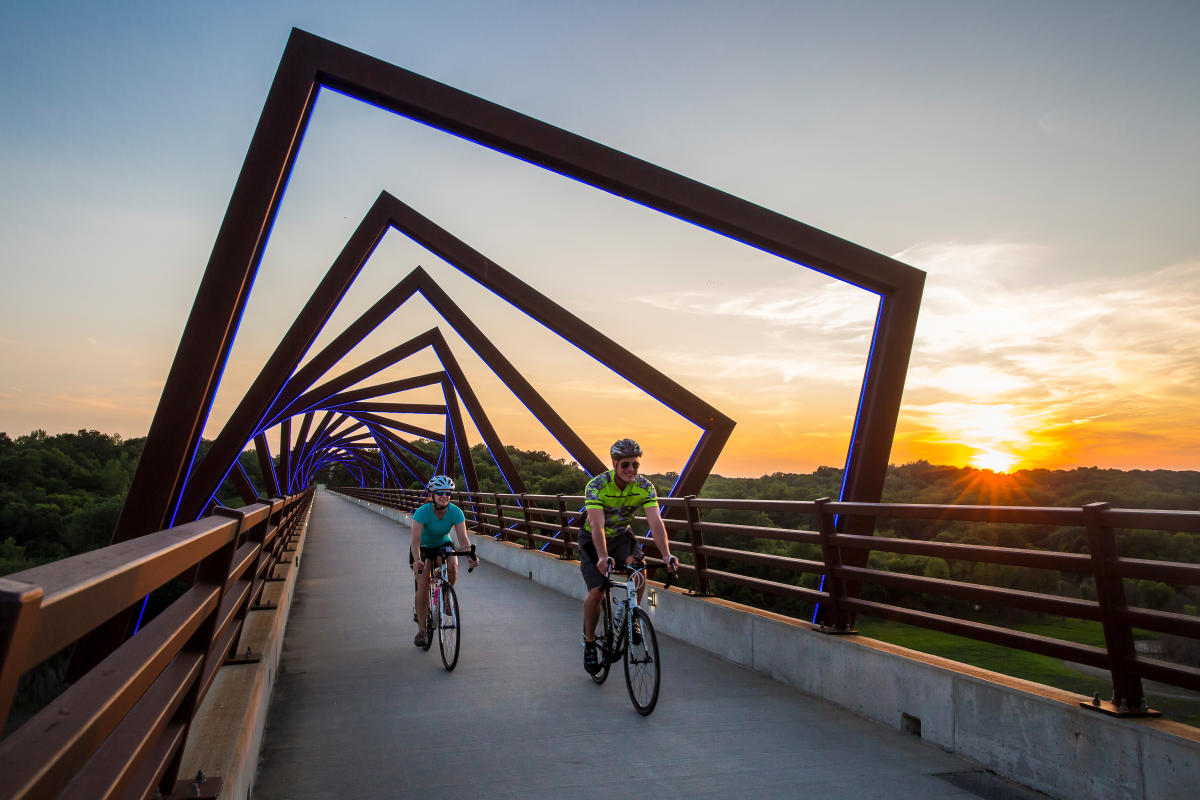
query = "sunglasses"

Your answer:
(433, 490), (452, 497)
(618, 460), (640, 471)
